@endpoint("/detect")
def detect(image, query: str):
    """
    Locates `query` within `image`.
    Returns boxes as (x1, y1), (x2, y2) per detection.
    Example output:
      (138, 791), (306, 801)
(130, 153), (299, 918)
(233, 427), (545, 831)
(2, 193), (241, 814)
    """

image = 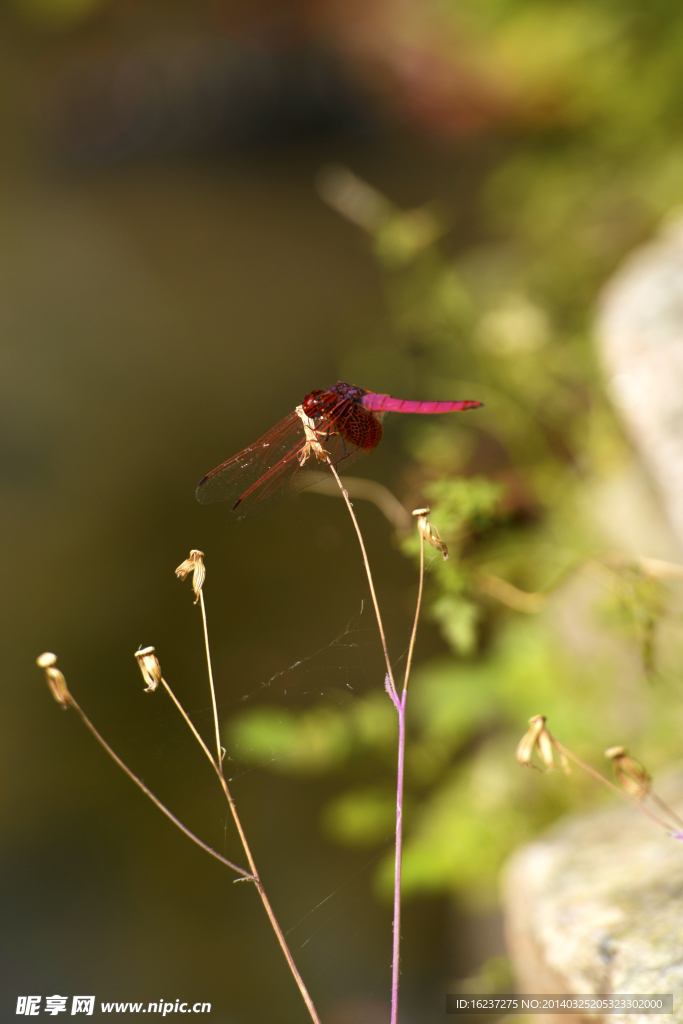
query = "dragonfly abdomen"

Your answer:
(361, 394), (483, 414)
